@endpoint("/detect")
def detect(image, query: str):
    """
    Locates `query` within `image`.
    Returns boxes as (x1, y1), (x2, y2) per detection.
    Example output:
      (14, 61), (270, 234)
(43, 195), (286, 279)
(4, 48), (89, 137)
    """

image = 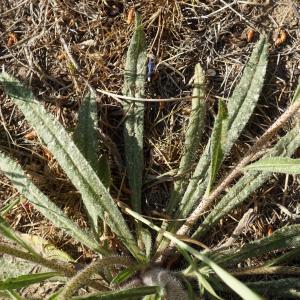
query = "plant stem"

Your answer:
(58, 256), (132, 300)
